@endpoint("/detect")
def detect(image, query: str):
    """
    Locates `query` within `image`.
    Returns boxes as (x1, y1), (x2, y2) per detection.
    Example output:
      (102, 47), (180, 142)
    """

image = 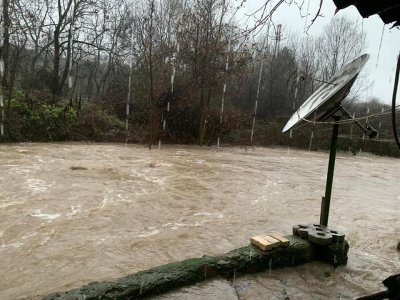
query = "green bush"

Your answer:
(0, 92), (125, 142)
